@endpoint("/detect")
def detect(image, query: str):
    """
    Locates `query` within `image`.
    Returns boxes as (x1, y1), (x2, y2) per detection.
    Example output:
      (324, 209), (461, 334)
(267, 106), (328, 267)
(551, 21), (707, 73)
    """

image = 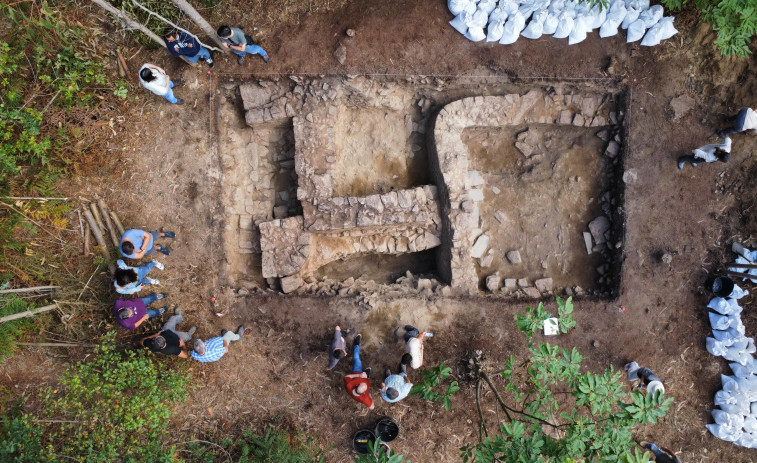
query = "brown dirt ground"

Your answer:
(3, 1), (757, 462)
